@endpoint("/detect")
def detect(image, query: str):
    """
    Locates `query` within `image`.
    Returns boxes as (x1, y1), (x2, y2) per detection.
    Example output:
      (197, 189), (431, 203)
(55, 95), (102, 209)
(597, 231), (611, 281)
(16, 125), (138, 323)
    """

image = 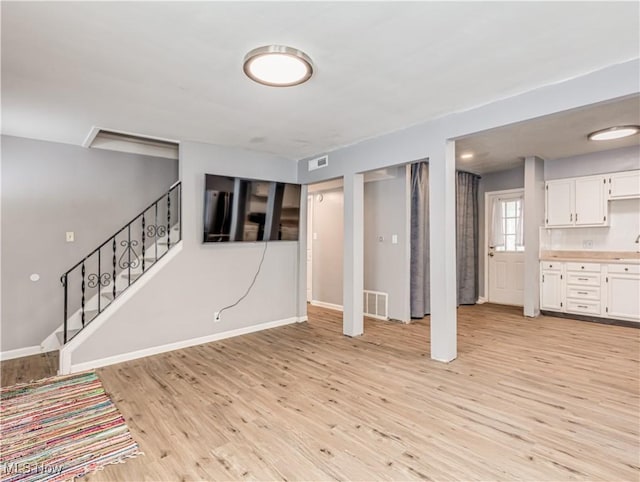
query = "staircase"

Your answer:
(51, 181), (182, 348)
